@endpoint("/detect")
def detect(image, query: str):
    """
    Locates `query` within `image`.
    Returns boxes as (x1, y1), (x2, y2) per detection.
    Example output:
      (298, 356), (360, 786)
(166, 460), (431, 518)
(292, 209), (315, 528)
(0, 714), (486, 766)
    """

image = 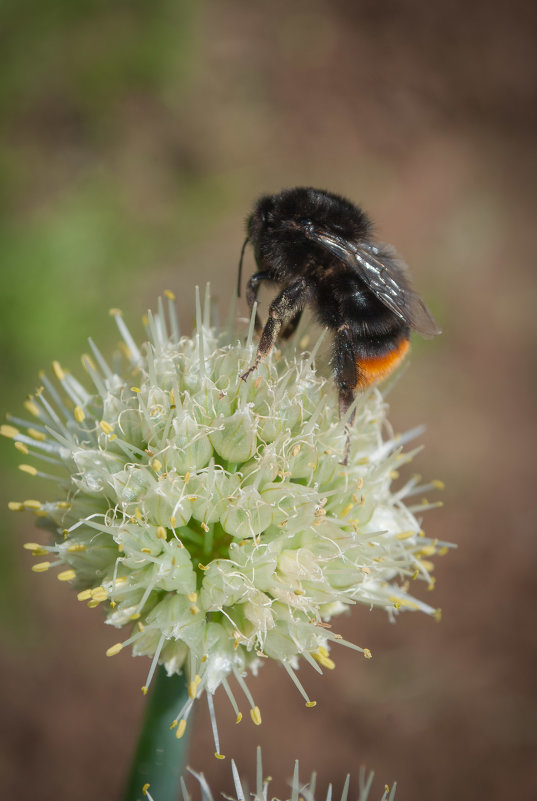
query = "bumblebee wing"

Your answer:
(315, 232), (441, 337)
